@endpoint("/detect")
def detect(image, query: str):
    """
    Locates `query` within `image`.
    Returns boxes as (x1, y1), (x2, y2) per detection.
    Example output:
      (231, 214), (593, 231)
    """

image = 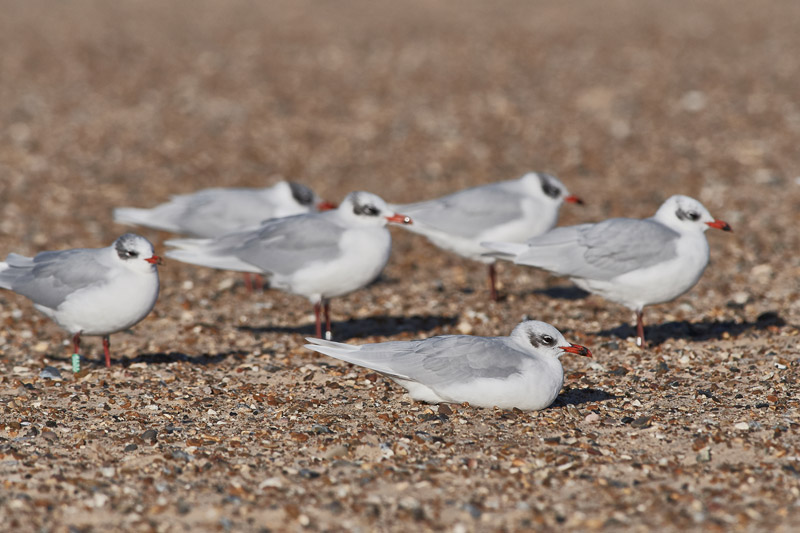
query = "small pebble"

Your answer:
(696, 448), (712, 463)
(298, 469), (320, 479)
(631, 416), (653, 429)
(39, 366), (62, 380)
(141, 429), (158, 443)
